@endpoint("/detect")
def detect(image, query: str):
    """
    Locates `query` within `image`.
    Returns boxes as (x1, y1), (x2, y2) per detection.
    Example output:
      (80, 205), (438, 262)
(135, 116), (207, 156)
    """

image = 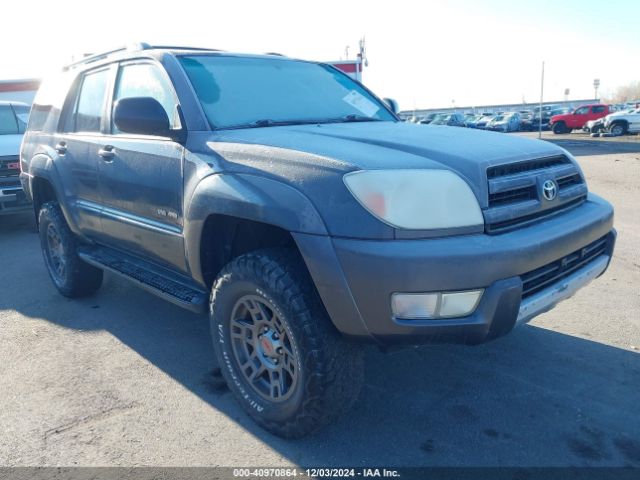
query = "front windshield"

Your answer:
(179, 55), (396, 129)
(0, 105), (19, 135)
(493, 115), (504, 121)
